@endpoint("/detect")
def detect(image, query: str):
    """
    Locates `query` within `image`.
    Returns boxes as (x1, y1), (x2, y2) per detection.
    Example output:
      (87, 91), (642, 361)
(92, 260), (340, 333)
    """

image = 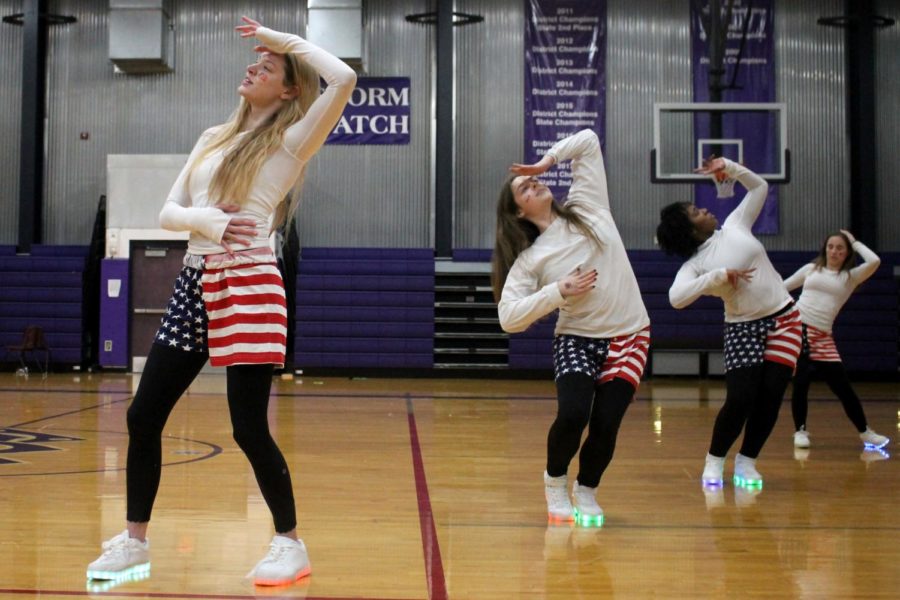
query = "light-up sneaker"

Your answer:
(572, 481), (604, 527)
(86, 530), (150, 581)
(859, 428), (889, 449)
(733, 453), (763, 488)
(544, 471), (574, 522)
(702, 453), (726, 487)
(247, 535), (311, 586)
